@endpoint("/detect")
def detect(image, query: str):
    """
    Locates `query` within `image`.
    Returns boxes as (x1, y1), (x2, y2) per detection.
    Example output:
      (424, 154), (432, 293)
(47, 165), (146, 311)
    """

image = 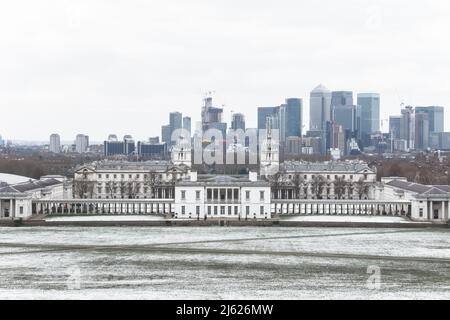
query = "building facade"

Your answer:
(175, 173), (271, 219)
